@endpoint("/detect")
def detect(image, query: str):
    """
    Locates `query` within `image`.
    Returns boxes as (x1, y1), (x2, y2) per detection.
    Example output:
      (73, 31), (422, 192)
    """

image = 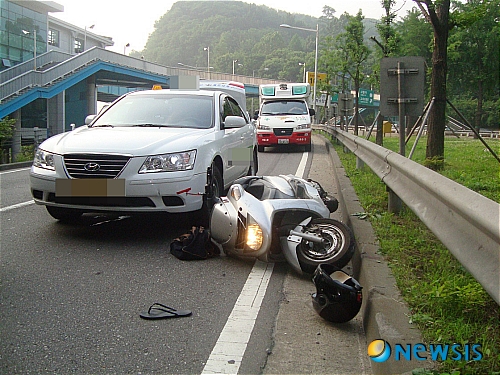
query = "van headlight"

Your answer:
(296, 124), (311, 130)
(33, 148), (55, 171)
(139, 150), (196, 173)
(257, 123), (271, 130)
